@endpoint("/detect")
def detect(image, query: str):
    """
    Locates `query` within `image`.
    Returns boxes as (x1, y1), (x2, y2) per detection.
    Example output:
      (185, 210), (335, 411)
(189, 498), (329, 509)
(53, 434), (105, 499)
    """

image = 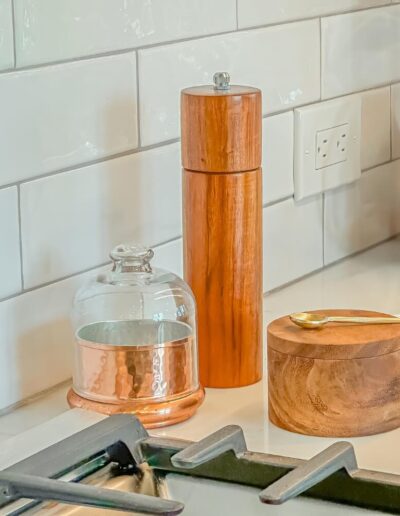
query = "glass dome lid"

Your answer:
(72, 243), (197, 339)
(68, 243), (204, 428)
